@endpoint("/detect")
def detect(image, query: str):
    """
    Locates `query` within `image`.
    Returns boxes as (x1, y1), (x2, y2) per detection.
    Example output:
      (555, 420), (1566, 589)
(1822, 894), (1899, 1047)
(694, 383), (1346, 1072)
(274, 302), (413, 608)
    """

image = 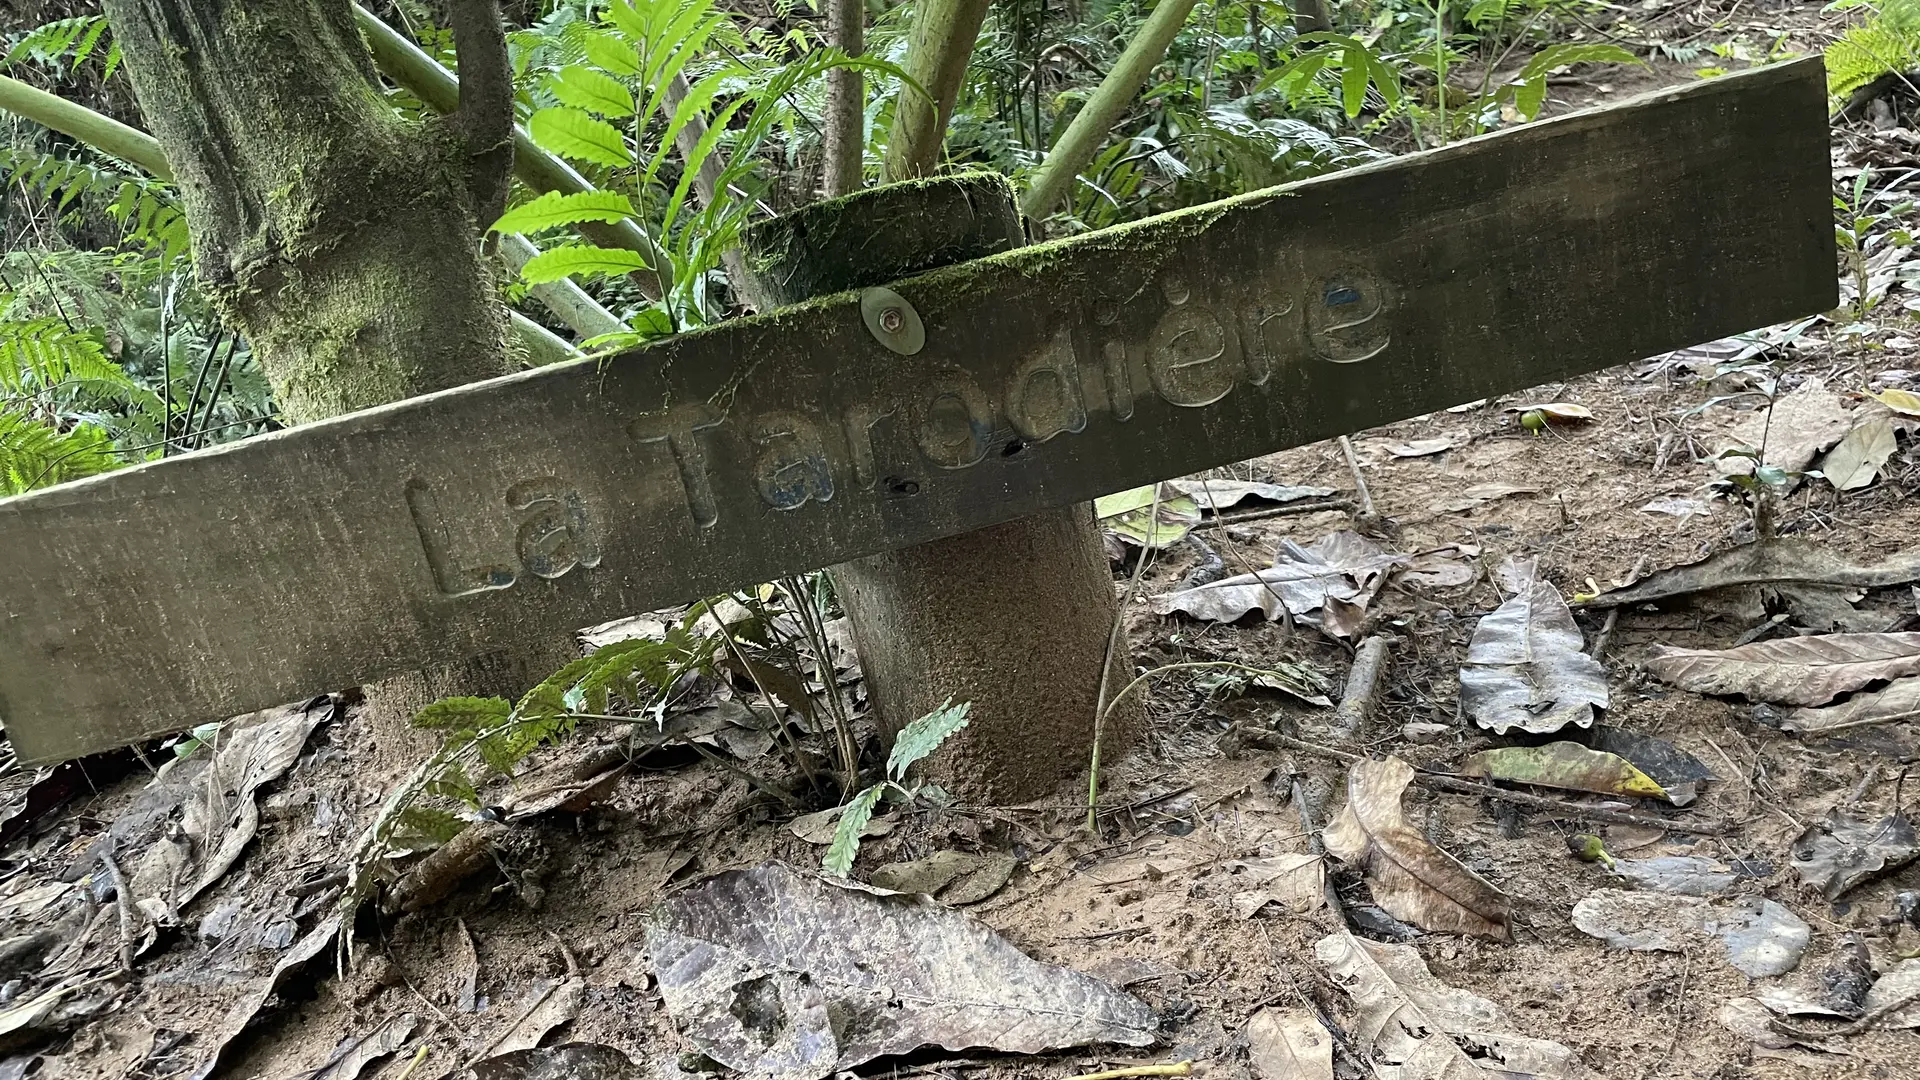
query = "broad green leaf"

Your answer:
(550, 64), (635, 119)
(823, 783), (886, 876)
(413, 695), (512, 731)
(1340, 51), (1369, 117)
(1463, 742), (1671, 801)
(528, 107), (631, 168)
(521, 244), (650, 283)
(581, 29), (640, 76)
(1095, 484), (1201, 548)
(888, 699), (971, 781)
(1519, 43), (1640, 80)
(491, 190), (637, 234)
(1514, 76), (1550, 121)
